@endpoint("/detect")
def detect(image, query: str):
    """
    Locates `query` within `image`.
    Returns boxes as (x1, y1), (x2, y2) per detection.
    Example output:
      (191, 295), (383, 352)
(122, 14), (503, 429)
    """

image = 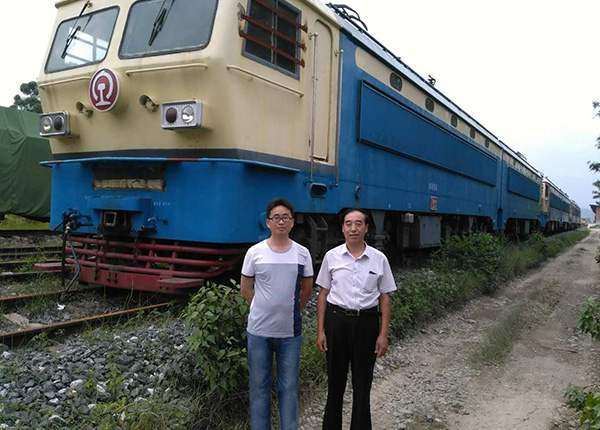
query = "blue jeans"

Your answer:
(247, 332), (302, 430)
